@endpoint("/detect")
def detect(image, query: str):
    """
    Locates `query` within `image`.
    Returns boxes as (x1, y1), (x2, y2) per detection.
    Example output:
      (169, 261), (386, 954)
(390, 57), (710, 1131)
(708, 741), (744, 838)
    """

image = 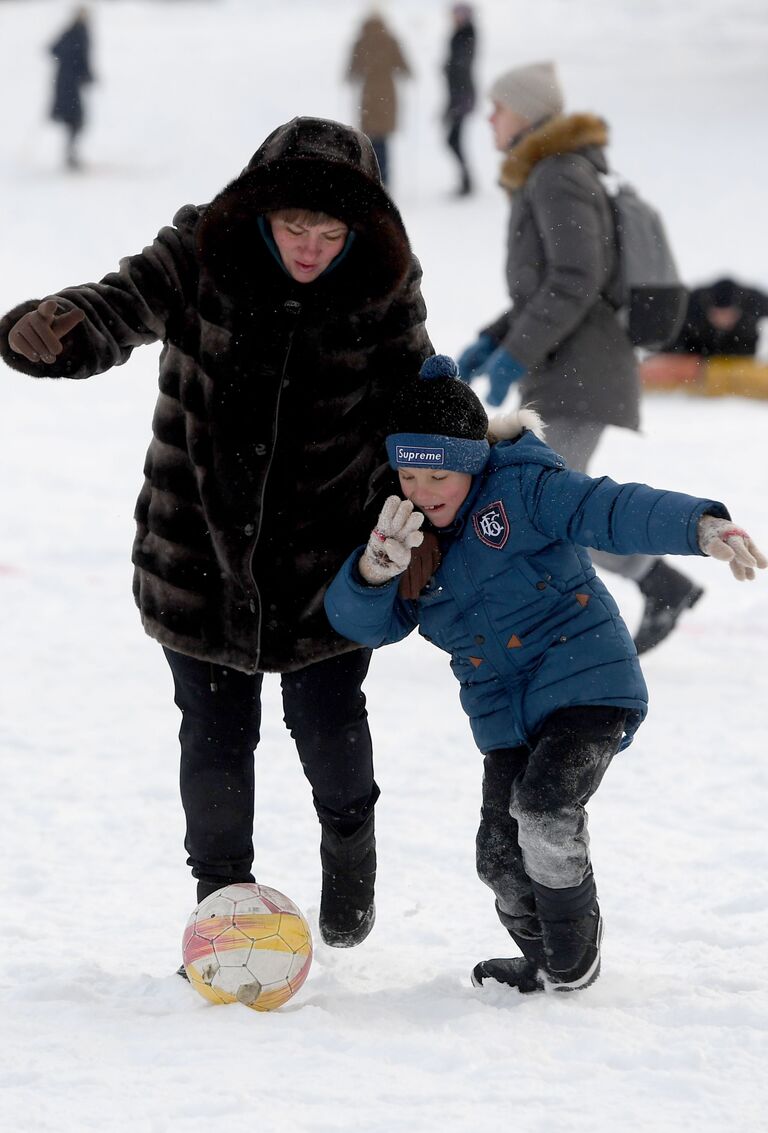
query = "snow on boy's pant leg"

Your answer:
(510, 707), (627, 890)
(476, 745), (539, 938)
